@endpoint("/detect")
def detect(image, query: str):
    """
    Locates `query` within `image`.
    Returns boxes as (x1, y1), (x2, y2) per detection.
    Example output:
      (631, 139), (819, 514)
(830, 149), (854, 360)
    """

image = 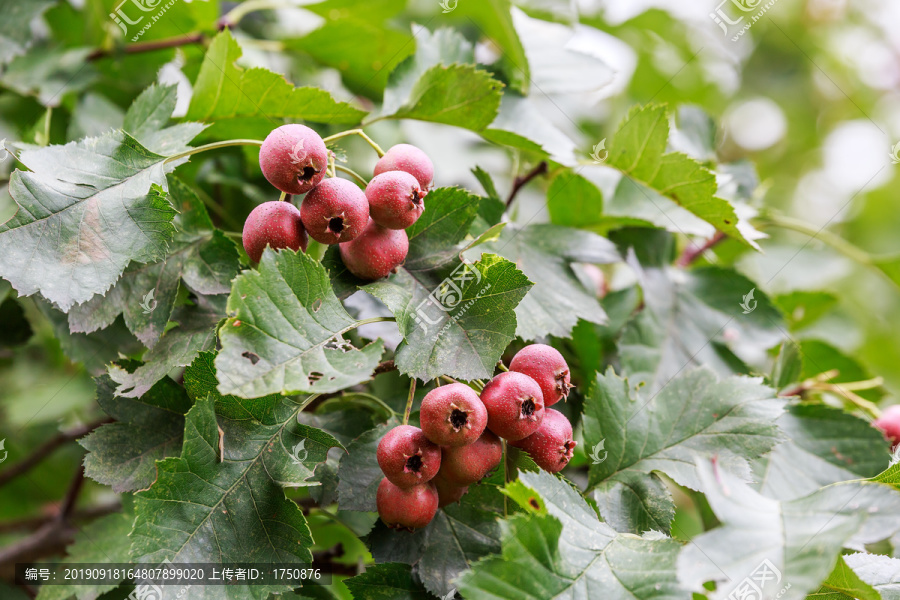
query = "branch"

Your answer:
(676, 231), (726, 268)
(0, 418), (111, 488)
(373, 360), (397, 376)
(0, 502), (121, 535)
(88, 32), (205, 61)
(506, 161), (548, 208)
(0, 520), (77, 576)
